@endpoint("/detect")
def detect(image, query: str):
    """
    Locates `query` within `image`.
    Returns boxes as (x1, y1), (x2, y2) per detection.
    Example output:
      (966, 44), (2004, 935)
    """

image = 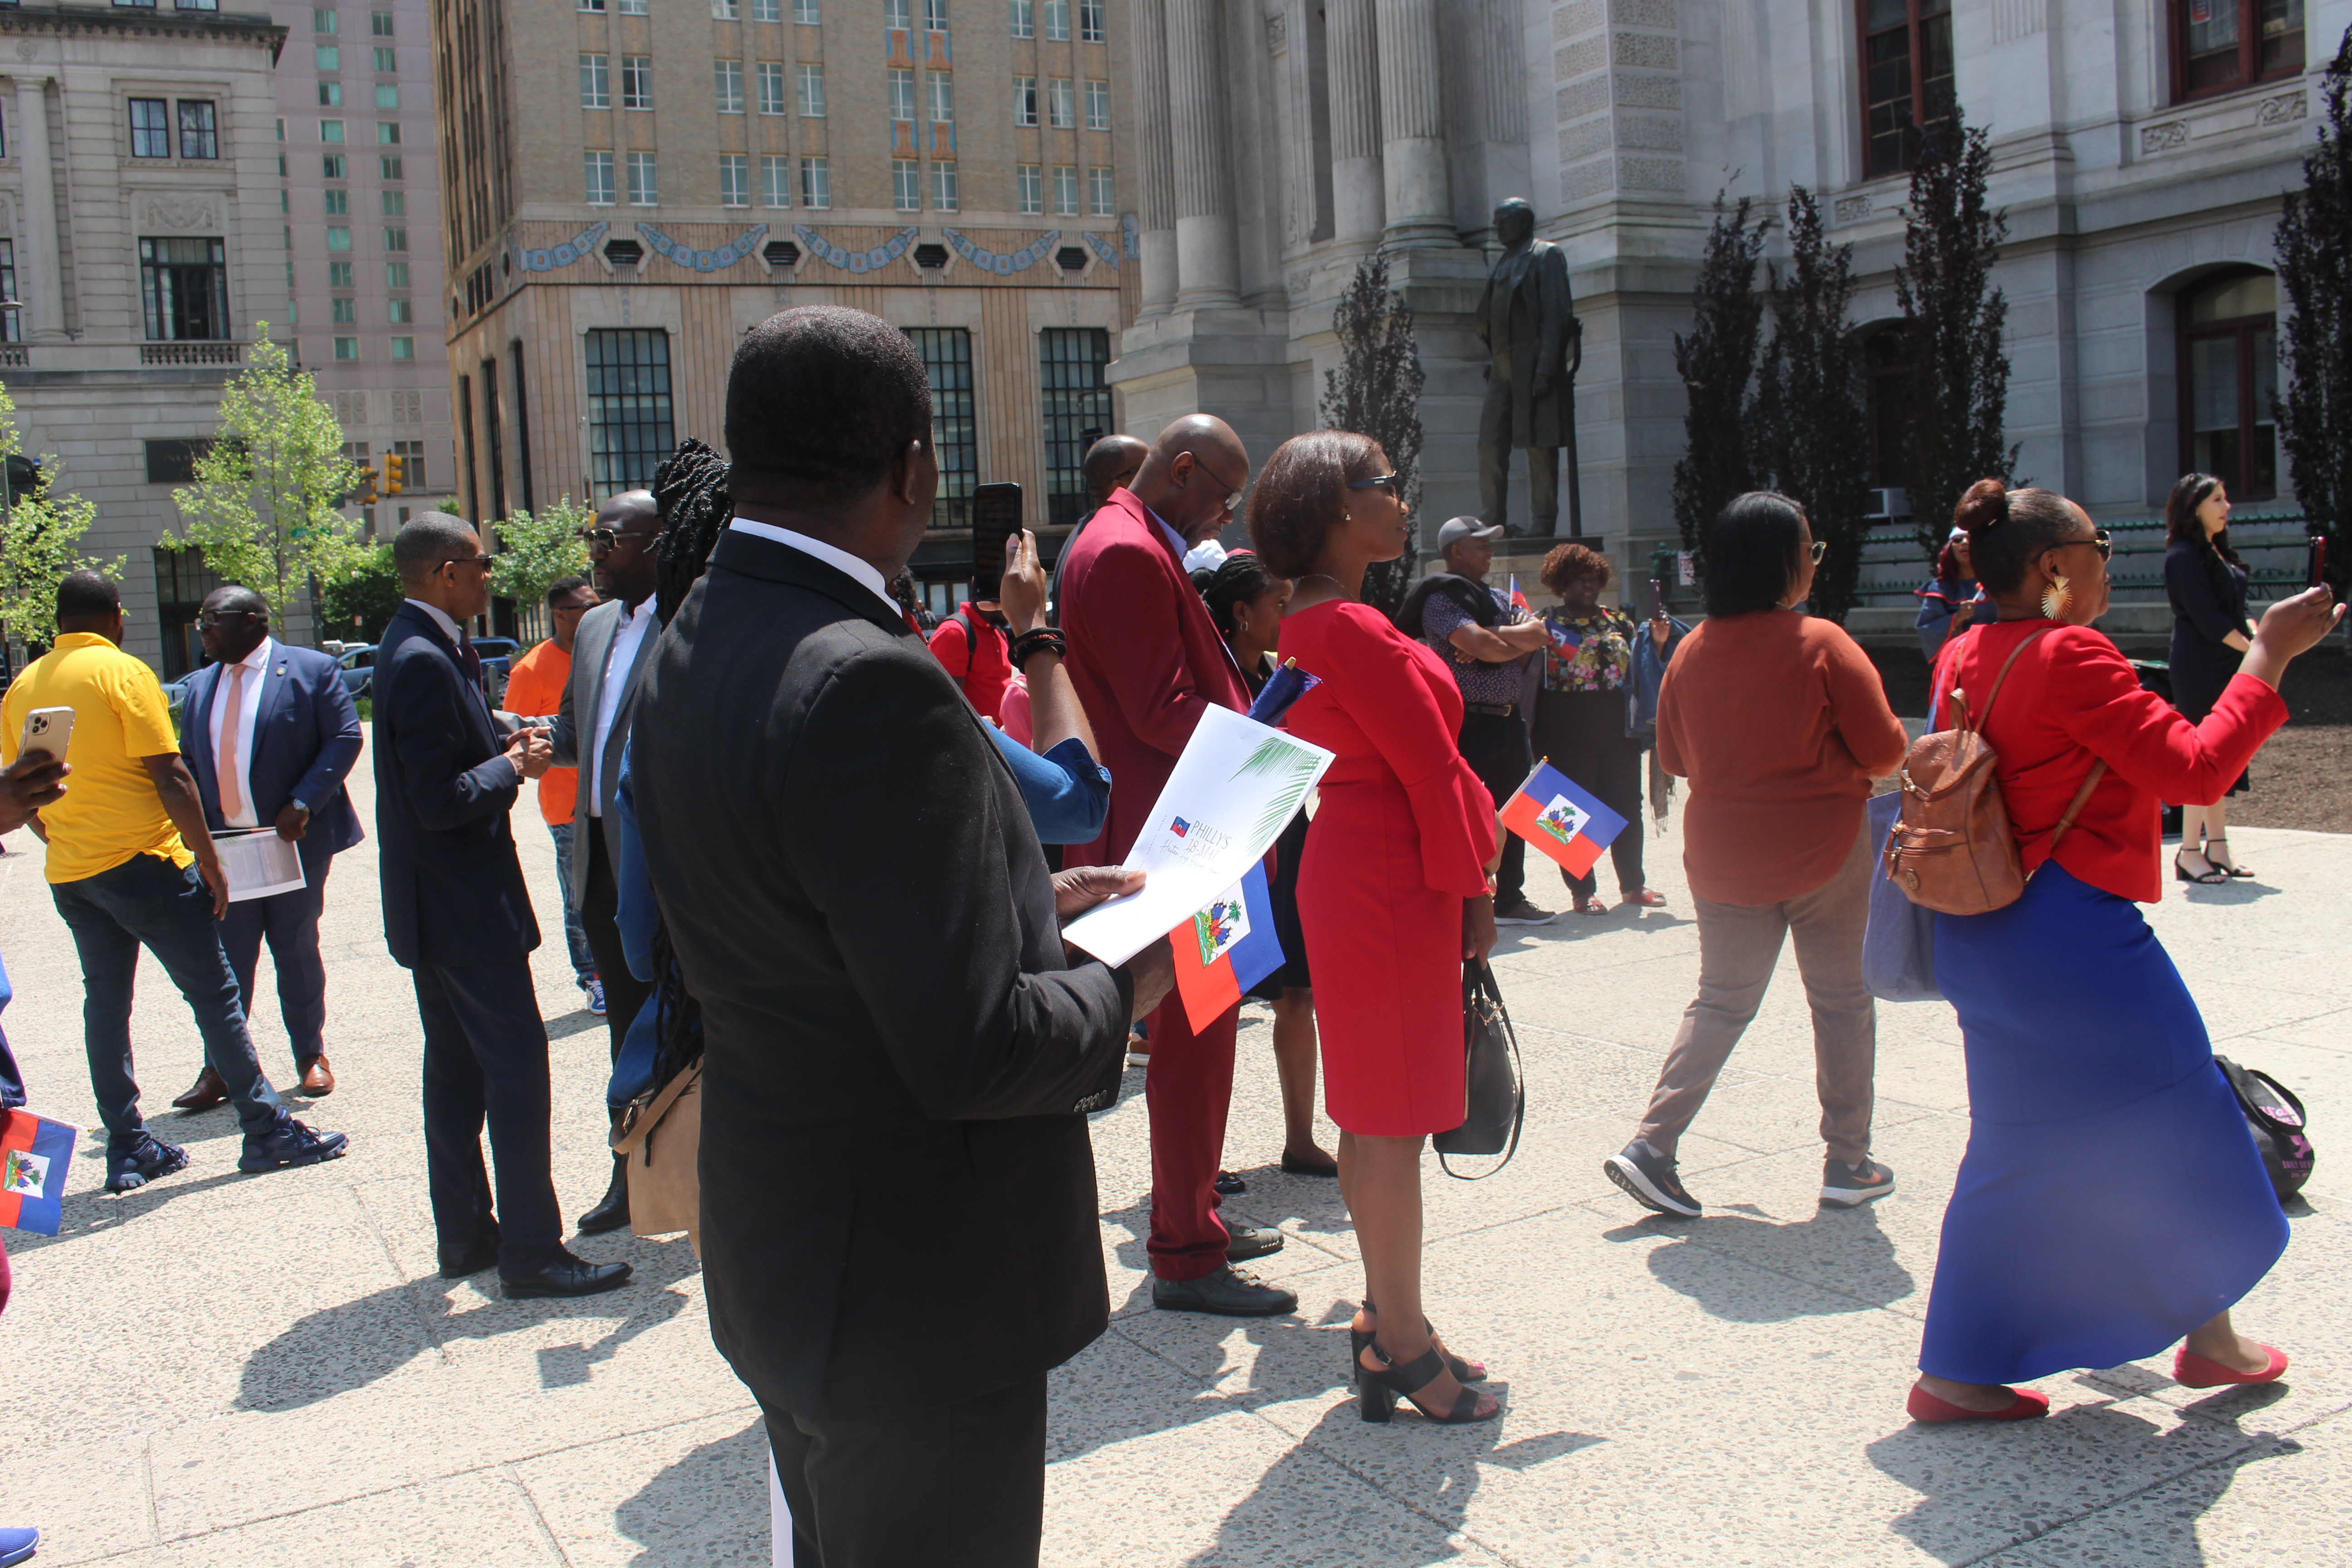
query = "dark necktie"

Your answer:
(458, 637), (484, 689)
